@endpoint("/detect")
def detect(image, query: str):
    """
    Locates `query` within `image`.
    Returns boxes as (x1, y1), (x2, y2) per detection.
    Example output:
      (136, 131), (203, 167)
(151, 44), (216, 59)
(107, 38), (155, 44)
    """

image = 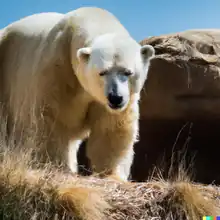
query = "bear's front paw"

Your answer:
(96, 171), (128, 182)
(106, 174), (127, 182)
